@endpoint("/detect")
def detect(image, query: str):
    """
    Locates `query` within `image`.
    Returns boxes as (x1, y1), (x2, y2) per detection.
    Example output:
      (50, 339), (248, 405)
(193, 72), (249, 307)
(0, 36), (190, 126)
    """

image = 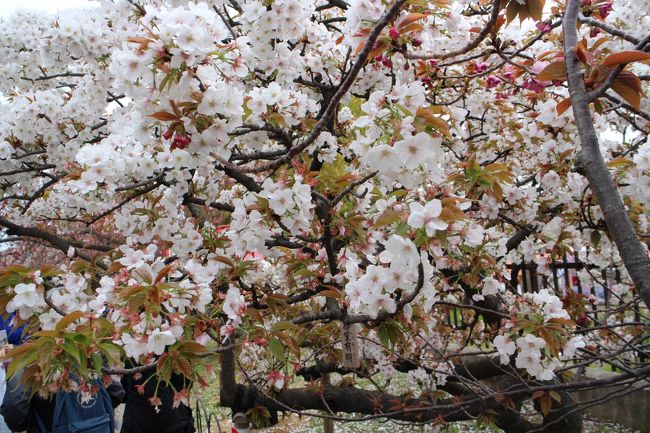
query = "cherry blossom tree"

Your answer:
(1, 0), (649, 431)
